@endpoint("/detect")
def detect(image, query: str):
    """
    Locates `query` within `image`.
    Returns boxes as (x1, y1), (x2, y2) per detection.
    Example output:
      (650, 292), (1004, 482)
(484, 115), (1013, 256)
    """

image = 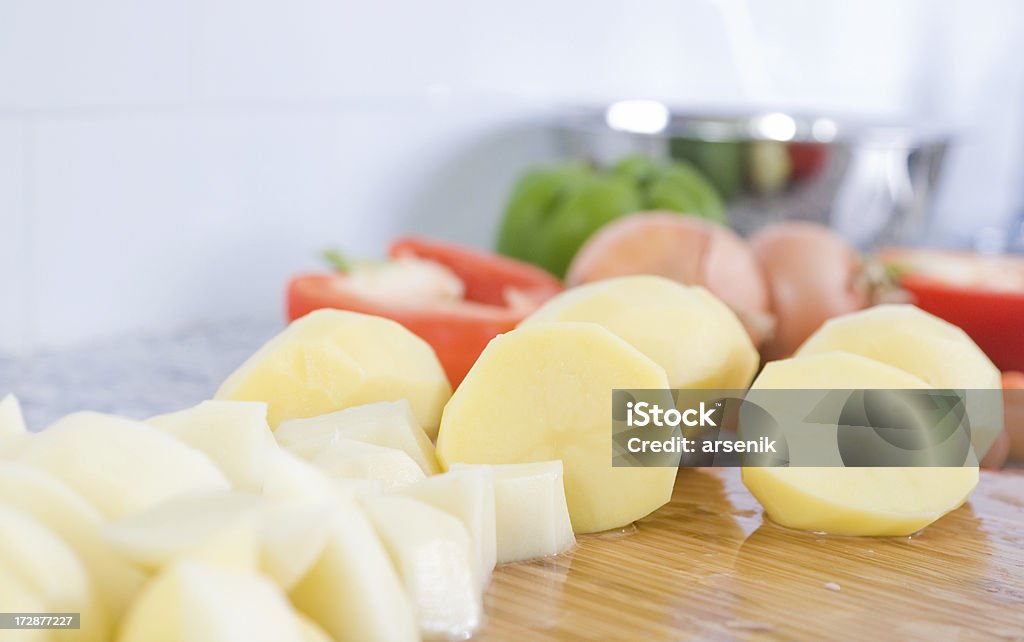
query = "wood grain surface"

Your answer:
(479, 469), (1024, 641)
